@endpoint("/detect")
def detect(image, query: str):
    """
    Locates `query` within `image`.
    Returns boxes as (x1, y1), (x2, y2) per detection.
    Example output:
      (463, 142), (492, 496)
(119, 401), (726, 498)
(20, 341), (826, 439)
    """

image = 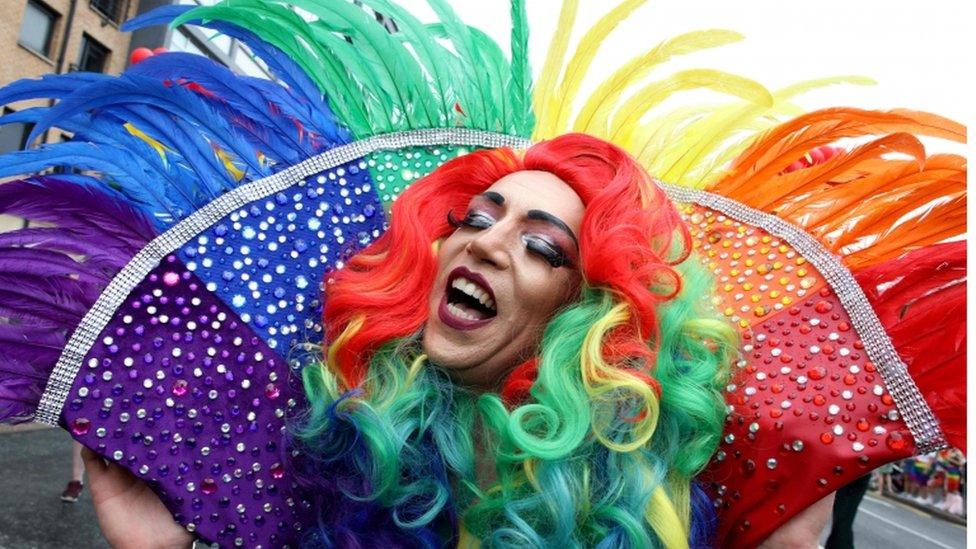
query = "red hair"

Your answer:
(323, 133), (690, 390)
